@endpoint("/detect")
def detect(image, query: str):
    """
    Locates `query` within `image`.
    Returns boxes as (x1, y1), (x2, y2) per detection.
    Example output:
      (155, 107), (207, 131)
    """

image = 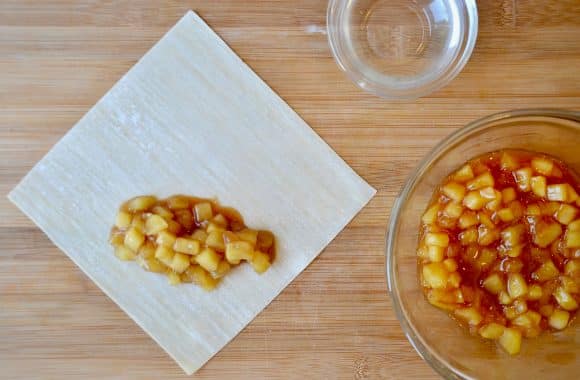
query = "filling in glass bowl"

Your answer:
(417, 150), (580, 355)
